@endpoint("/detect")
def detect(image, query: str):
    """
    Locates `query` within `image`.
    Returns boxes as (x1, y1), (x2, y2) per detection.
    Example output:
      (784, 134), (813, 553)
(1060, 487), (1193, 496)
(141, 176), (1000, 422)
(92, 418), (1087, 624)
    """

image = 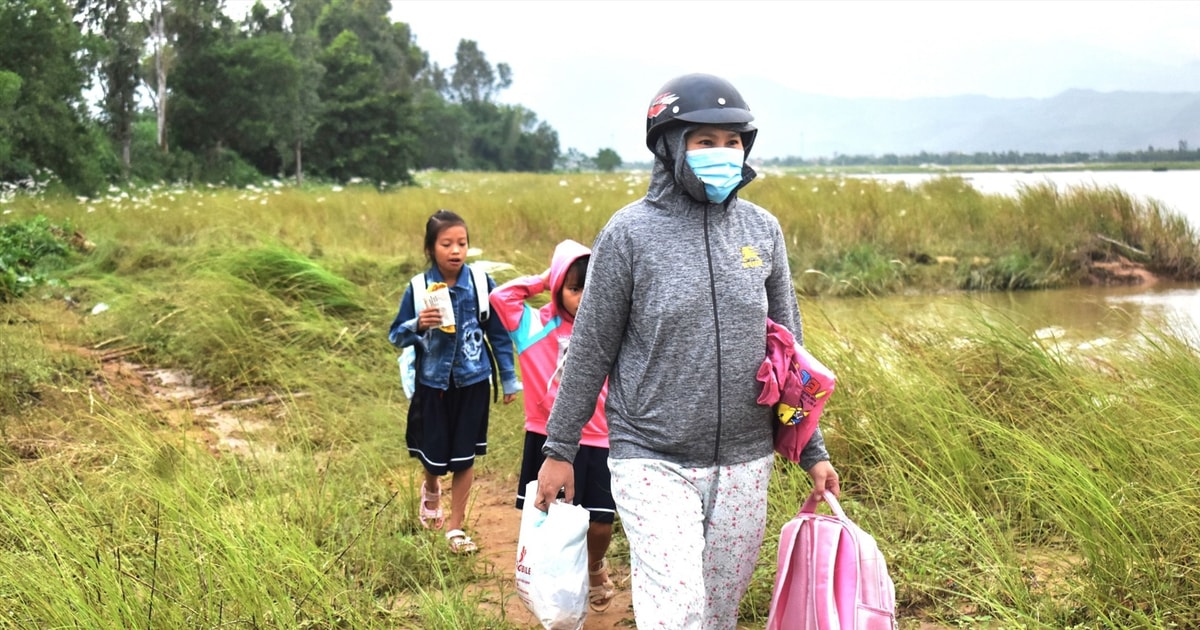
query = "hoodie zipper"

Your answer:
(702, 205), (723, 464)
